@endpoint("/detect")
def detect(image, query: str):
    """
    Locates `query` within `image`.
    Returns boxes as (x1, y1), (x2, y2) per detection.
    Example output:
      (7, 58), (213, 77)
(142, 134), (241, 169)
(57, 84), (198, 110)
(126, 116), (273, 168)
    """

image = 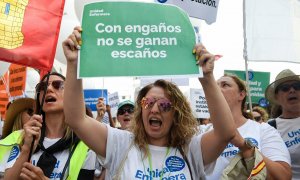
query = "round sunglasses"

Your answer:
(141, 97), (173, 112)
